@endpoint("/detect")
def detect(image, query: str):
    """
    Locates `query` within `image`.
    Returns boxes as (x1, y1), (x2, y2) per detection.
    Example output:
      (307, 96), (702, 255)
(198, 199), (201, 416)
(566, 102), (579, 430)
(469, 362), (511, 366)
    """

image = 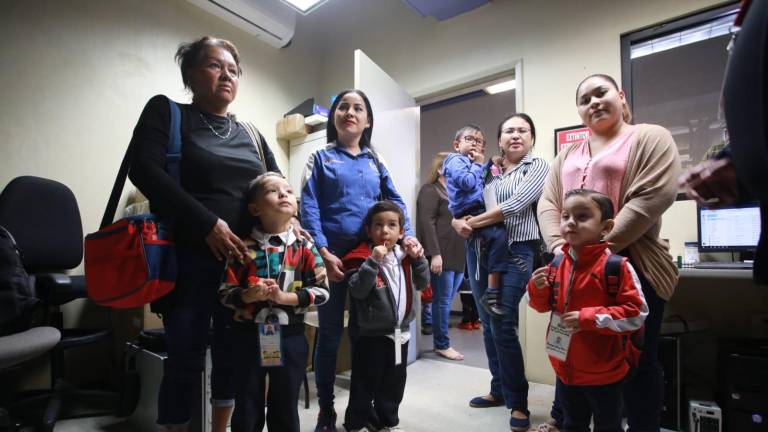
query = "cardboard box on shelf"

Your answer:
(277, 114), (308, 140)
